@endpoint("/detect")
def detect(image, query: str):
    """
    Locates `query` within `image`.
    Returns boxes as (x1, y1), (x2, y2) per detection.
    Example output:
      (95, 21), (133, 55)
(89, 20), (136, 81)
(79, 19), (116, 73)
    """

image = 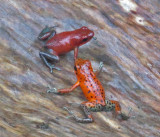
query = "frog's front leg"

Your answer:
(74, 47), (79, 60)
(38, 25), (57, 41)
(47, 81), (80, 94)
(39, 49), (60, 73)
(94, 61), (103, 76)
